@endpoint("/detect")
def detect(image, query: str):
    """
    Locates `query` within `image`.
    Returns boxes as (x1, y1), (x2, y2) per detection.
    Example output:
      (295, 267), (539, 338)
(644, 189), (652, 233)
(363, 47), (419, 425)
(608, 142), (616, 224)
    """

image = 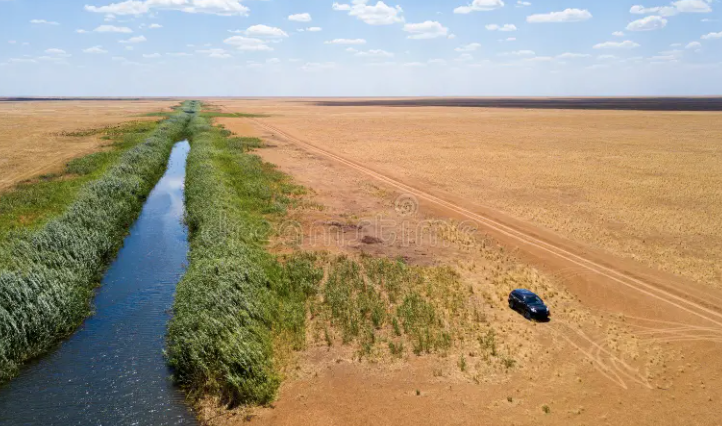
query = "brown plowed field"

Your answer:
(0, 100), (177, 191)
